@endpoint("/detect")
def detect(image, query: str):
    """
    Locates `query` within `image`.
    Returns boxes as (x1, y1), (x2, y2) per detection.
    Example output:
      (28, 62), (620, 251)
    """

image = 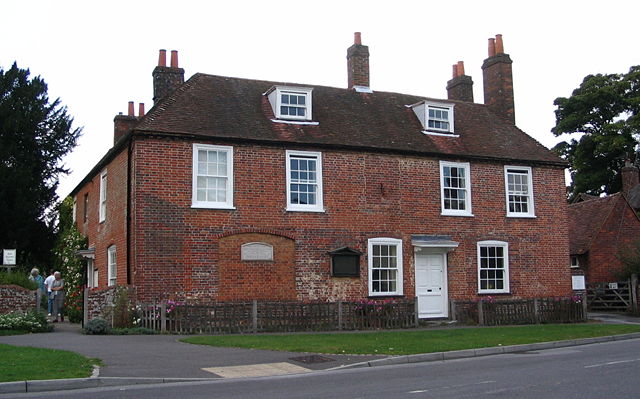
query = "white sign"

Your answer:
(608, 282), (618, 290)
(241, 242), (273, 261)
(572, 275), (586, 290)
(2, 249), (16, 265)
